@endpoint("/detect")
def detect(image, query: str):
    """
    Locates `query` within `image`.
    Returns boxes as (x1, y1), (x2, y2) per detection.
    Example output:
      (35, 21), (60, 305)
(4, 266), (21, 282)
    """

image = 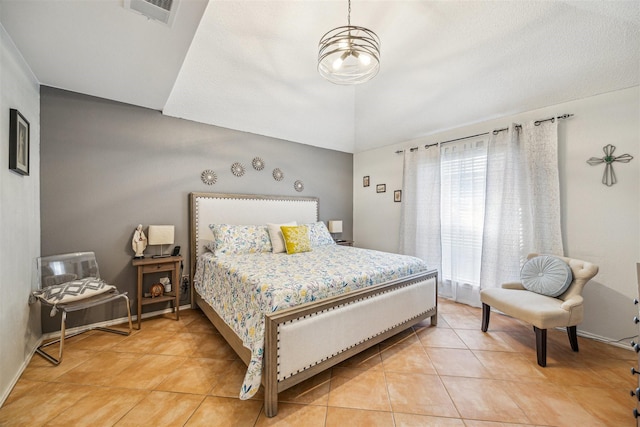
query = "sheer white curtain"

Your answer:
(521, 120), (563, 255)
(439, 138), (487, 305)
(479, 124), (527, 288)
(399, 147), (441, 281)
(480, 120), (563, 290)
(400, 119), (563, 306)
